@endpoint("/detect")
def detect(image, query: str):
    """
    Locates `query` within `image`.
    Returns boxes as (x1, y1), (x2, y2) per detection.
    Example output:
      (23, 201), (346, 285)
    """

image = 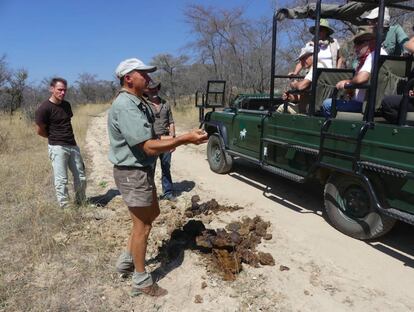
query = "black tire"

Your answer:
(207, 134), (233, 174)
(324, 174), (396, 240)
